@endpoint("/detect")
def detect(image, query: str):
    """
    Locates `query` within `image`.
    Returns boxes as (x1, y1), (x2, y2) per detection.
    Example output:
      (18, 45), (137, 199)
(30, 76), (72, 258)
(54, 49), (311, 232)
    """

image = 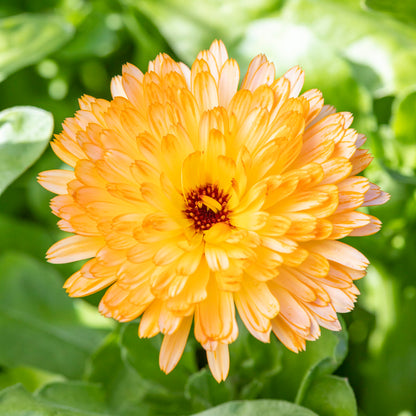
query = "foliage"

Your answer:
(0, 0), (415, 415)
